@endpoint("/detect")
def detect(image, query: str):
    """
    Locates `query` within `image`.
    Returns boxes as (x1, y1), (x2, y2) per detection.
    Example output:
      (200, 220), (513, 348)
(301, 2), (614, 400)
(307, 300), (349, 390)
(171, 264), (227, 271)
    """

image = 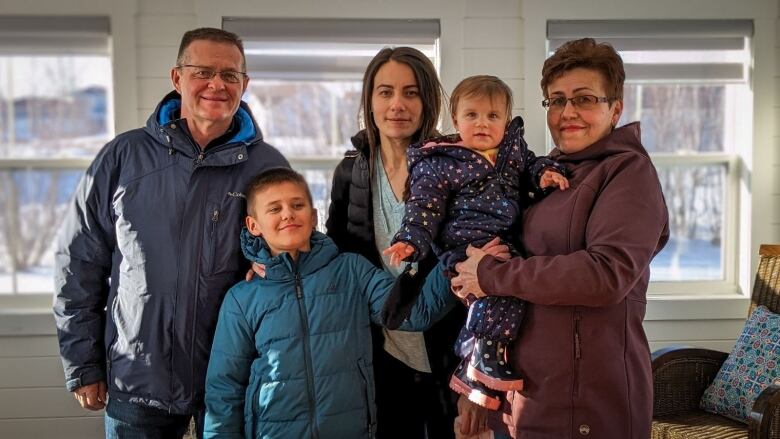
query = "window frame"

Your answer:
(646, 153), (741, 295)
(0, 16), (115, 302)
